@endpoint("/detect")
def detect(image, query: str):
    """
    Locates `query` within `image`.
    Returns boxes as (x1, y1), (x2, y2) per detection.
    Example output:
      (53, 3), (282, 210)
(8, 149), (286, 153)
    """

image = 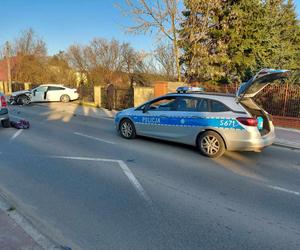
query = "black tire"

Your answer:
(17, 95), (30, 105)
(1, 119), (10, 128)
(119, 119), (136, 139)
(197, 131), (225, 158)
(60, 94), (70, 103)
